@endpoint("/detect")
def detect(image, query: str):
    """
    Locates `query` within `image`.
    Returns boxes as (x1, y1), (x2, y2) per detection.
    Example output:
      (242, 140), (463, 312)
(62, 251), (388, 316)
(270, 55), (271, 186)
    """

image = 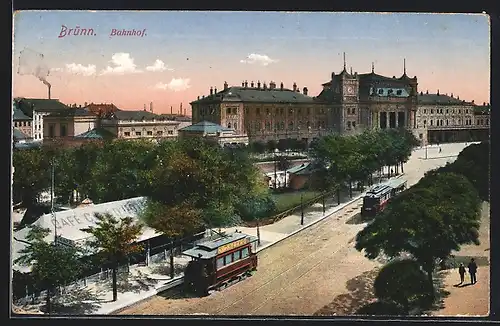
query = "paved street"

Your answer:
(119, 142), (476, 316)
